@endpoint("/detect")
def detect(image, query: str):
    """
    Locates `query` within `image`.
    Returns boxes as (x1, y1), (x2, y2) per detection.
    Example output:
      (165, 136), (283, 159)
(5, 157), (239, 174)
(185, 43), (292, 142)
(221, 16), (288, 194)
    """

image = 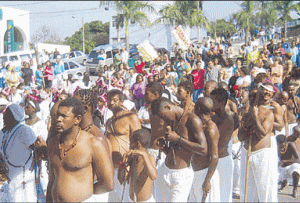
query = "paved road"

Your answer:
(233, 185), (300, 202)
